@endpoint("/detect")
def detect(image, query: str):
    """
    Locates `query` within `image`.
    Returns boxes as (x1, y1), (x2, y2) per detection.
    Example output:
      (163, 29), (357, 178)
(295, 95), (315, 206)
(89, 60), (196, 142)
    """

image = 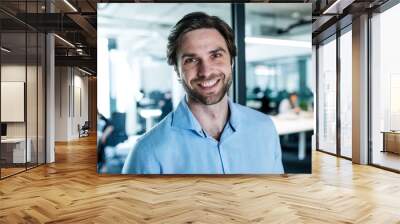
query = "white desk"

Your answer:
(1, 138), (31, 163)
(139, 109), (162, 132)
(270, 113), (314, 160)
